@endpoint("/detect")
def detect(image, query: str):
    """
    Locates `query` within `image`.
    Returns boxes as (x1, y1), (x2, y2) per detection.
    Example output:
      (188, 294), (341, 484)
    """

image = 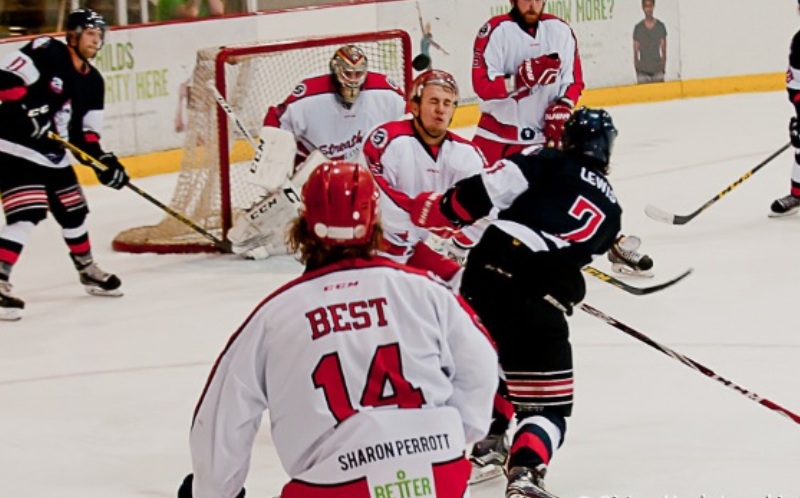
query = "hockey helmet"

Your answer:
(66, 9), (107, 49)
(408, 69), (459, 105)
(562, 107), (618, 167)
(302, 161), (379, 246)
(330, 45), (368, 104)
